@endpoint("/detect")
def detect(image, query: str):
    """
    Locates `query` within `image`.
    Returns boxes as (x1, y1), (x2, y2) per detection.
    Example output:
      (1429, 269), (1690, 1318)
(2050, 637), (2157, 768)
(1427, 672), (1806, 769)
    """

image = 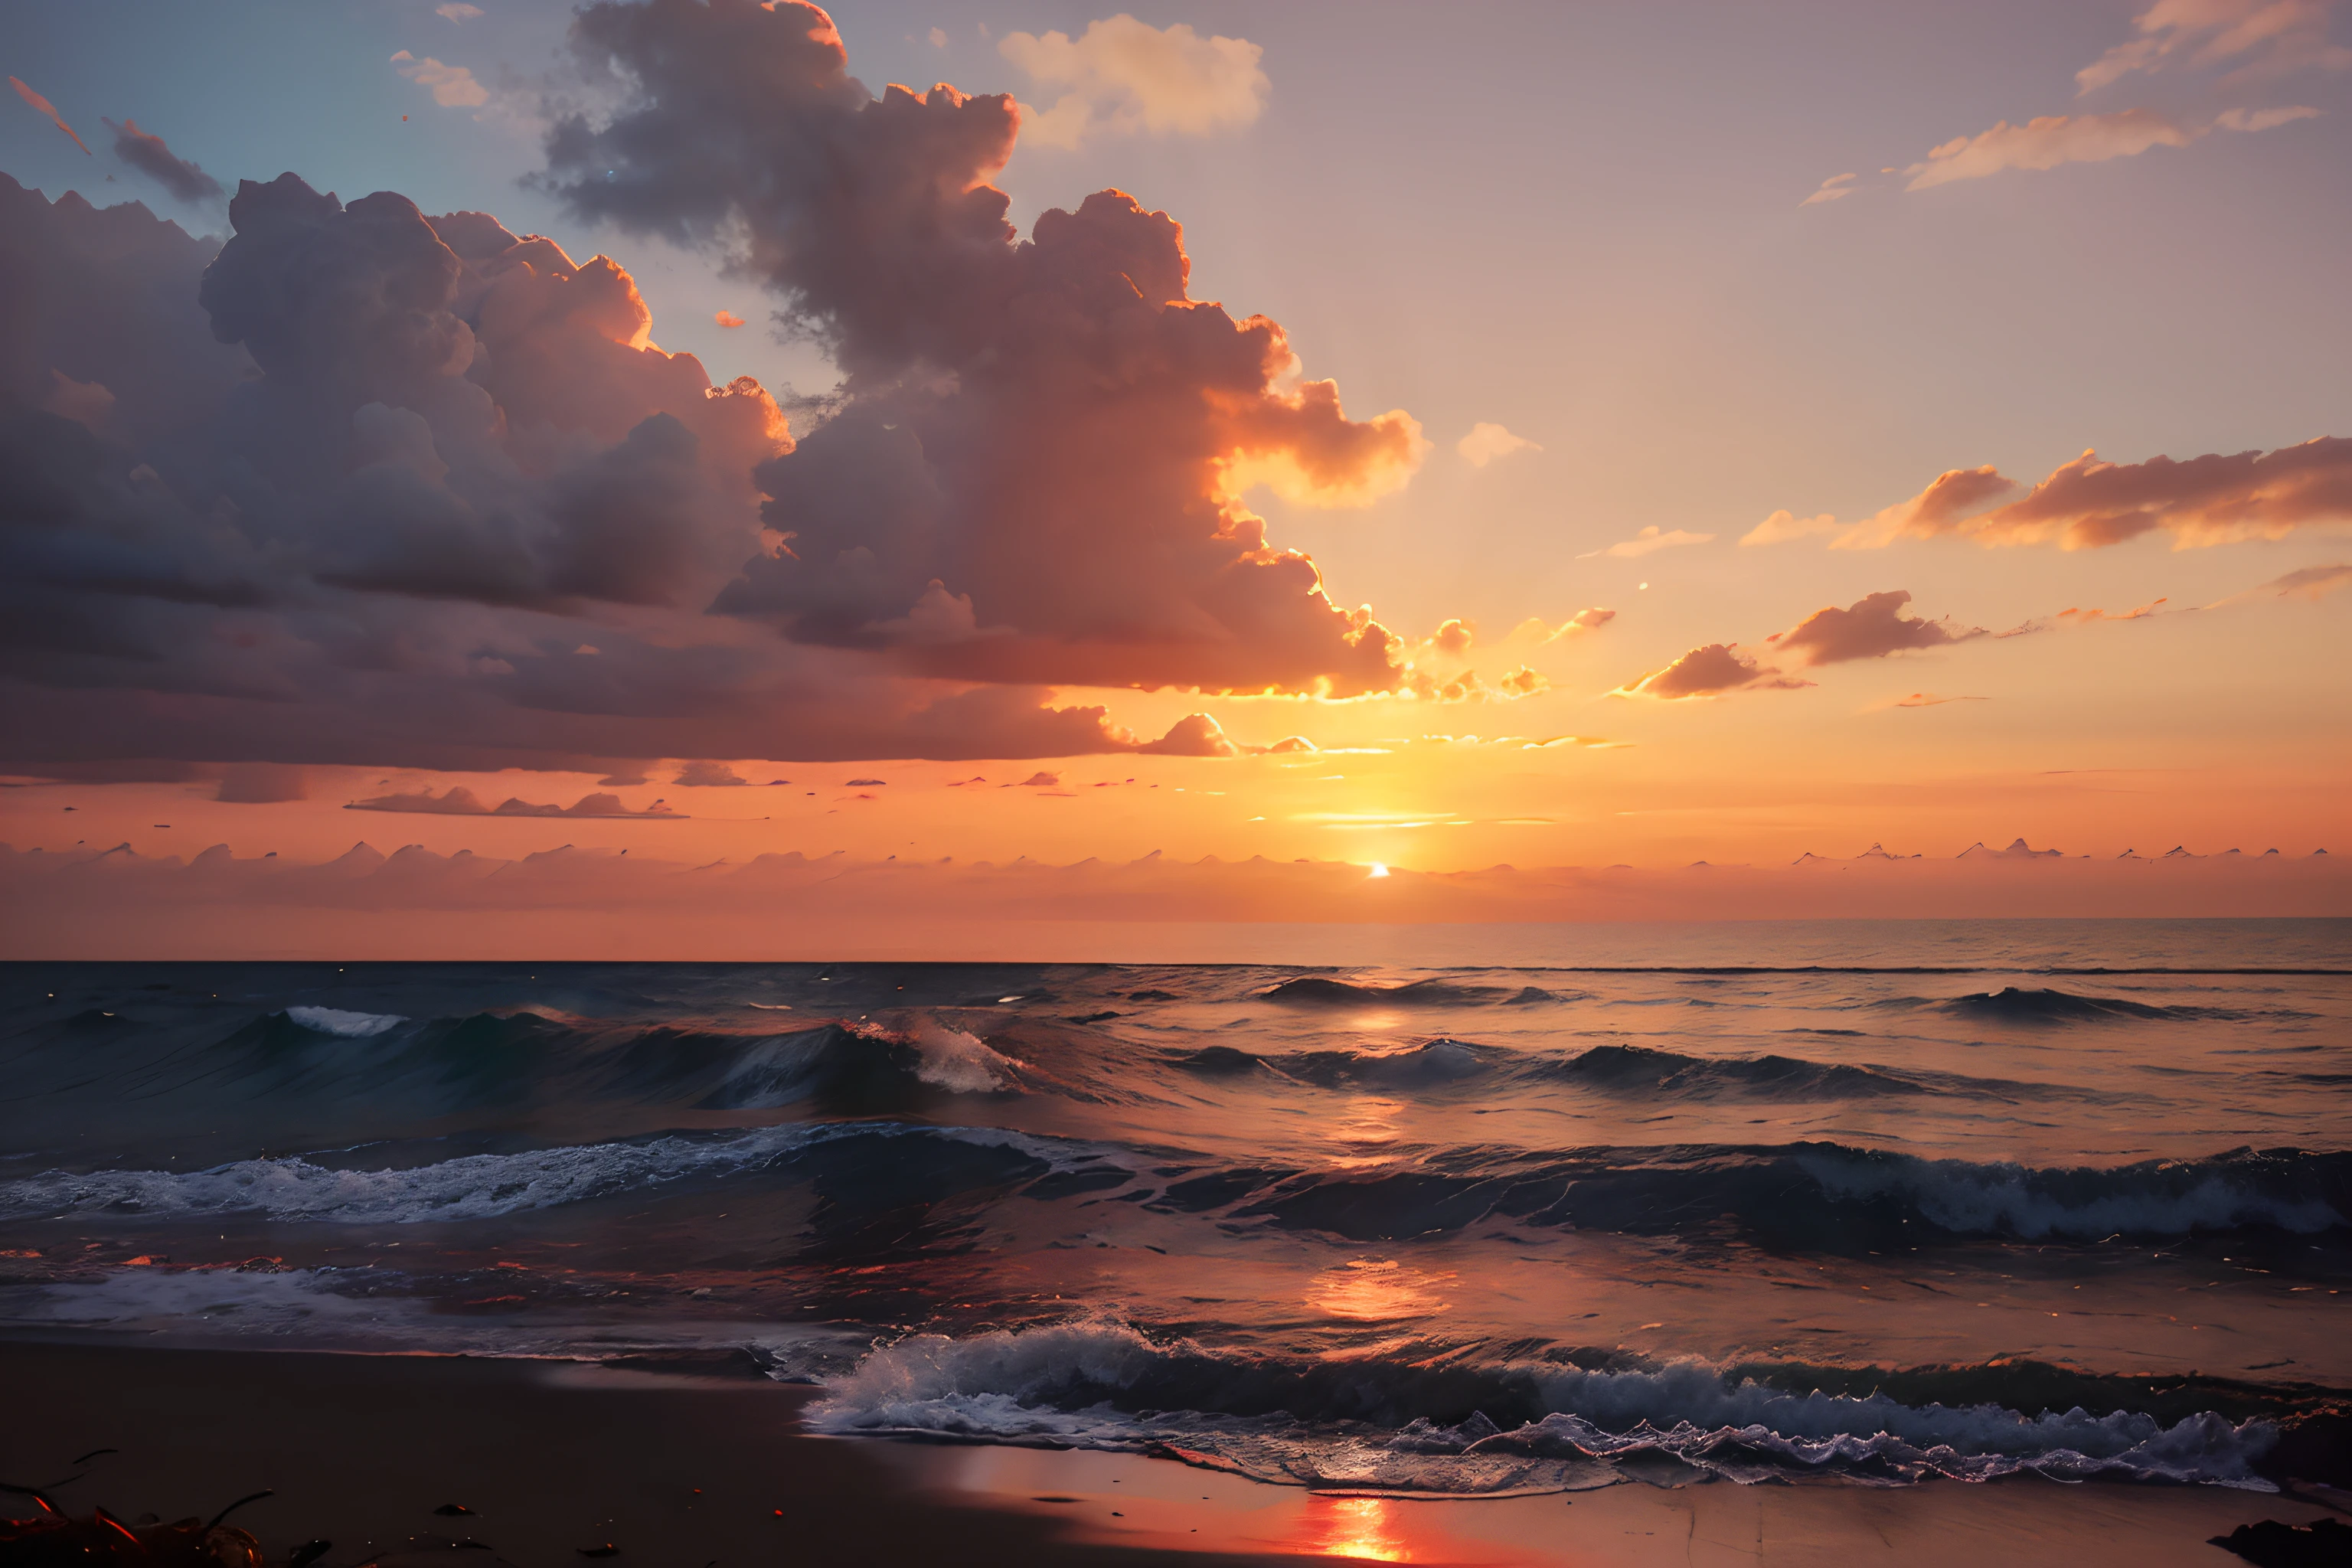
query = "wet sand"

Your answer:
(1, 1338), (2341, 1566)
